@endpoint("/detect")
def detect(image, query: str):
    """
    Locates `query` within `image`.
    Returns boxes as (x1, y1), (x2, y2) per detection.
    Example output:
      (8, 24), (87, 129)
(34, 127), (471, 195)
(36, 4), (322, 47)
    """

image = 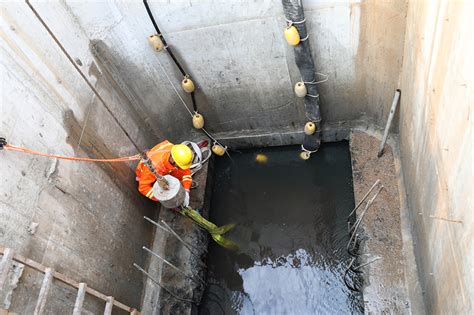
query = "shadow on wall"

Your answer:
(62, 109), (136, 193)
(89, 39), (198, 142)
